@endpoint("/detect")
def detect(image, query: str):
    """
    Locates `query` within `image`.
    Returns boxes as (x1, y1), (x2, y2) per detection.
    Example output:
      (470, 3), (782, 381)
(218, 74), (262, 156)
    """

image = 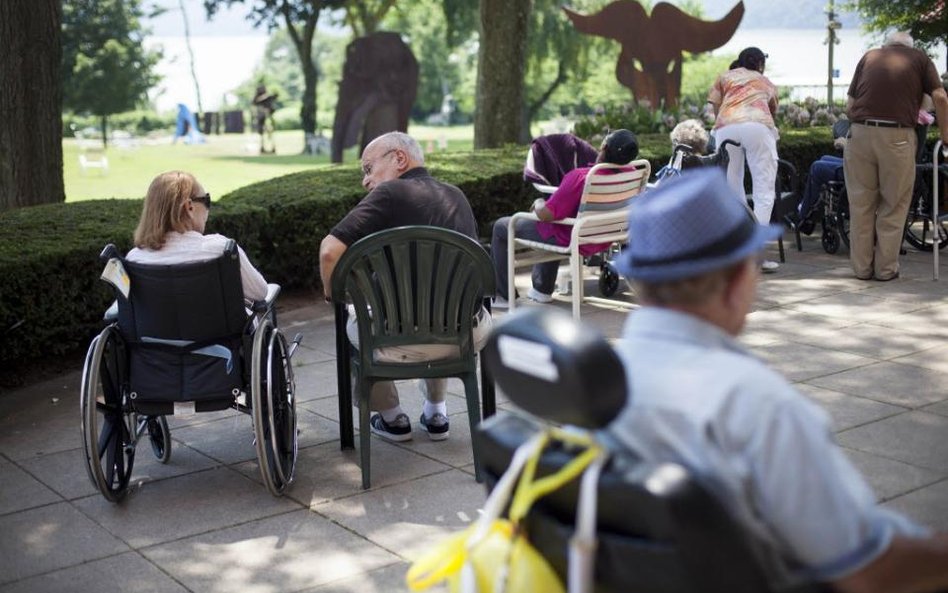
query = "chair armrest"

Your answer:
(103, 300), (118, 322)
(532, 183), (558, 195)
(251, 283), (281, 313)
